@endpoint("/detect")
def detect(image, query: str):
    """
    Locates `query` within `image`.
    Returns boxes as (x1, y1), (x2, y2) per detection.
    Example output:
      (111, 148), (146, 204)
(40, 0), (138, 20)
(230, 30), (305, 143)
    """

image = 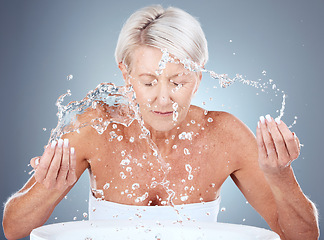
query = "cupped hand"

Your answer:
(256, 114), (300, 177)
(30, 138), (77, 190)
